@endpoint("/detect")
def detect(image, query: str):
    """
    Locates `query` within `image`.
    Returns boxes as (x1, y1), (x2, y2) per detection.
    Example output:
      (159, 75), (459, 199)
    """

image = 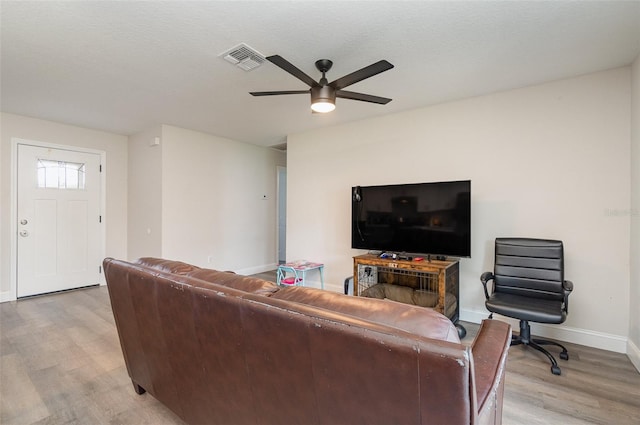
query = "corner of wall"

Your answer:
(628, 339), (640, 373)
(127, 126), (163, 261)
(629, 53), (640, 371)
